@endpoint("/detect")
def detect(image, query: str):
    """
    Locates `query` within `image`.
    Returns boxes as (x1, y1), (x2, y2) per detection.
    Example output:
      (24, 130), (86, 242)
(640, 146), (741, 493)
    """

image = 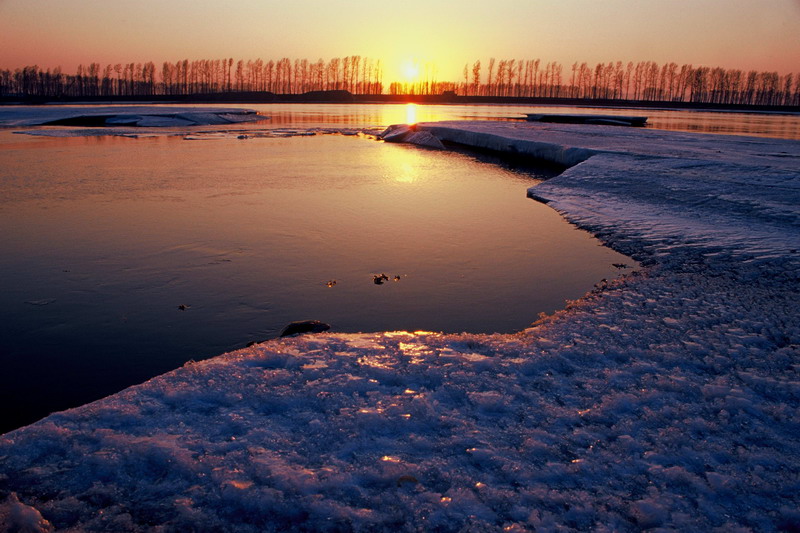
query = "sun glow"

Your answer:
(401, 60), (421, 83)
(405, 103), (417, 126)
